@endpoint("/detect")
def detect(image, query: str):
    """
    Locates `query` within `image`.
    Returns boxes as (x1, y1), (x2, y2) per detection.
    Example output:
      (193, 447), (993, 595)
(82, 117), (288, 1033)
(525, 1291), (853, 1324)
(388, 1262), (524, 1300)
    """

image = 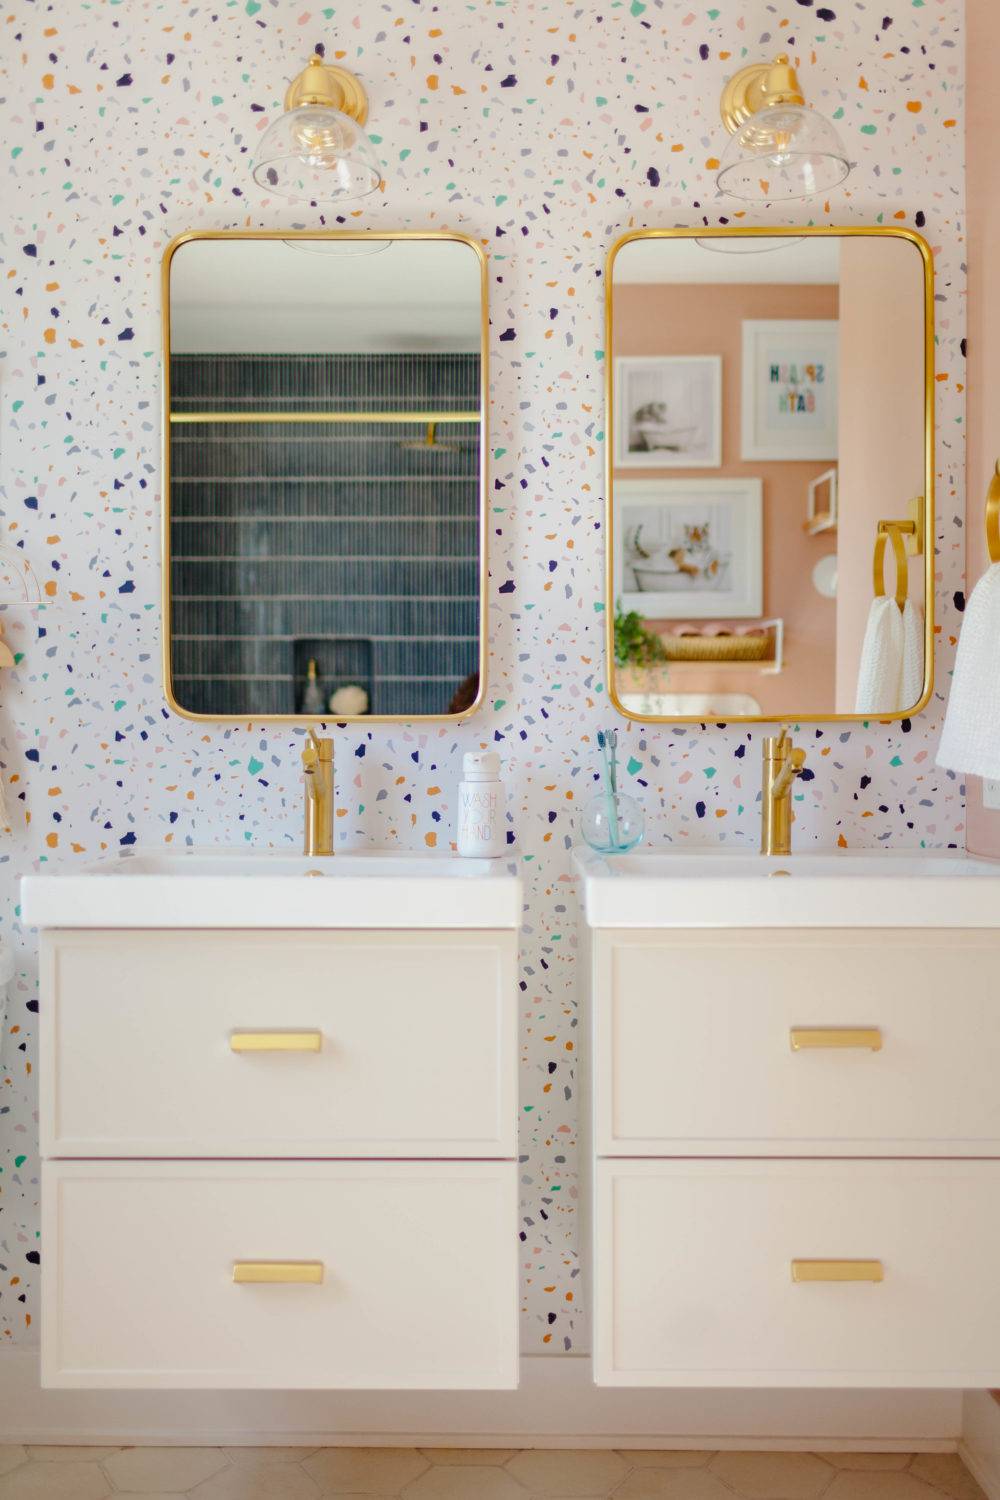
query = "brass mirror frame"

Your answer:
(161, 228), (489, 724)
(604, 225), (936, 725)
